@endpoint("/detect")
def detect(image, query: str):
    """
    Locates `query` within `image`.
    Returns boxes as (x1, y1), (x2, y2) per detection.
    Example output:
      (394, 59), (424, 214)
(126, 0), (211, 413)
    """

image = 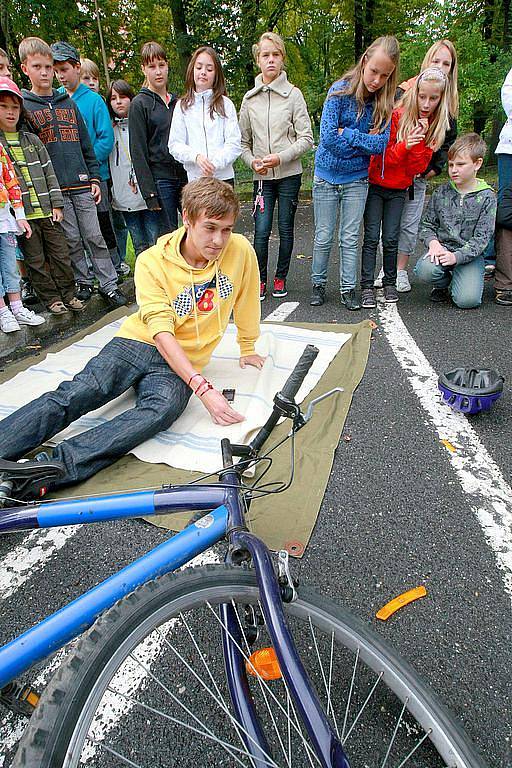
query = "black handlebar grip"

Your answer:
(279, 345), (319, 401)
